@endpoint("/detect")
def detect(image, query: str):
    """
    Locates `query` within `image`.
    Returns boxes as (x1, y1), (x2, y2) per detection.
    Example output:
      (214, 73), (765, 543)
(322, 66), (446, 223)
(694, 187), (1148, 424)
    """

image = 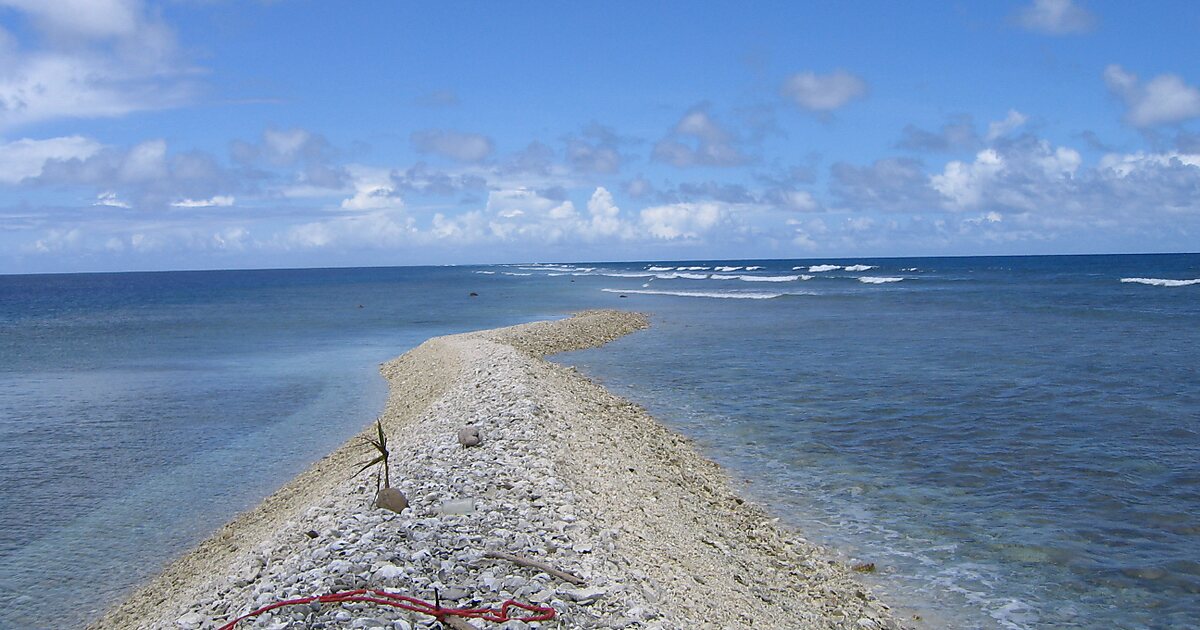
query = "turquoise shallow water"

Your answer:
(2, 255), (1198, 629)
